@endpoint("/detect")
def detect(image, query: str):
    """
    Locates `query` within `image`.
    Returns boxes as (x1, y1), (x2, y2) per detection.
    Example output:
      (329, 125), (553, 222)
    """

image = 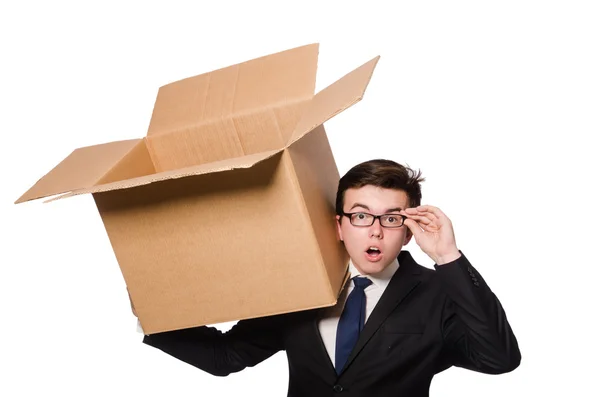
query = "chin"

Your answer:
(355, 259), (391, 275)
